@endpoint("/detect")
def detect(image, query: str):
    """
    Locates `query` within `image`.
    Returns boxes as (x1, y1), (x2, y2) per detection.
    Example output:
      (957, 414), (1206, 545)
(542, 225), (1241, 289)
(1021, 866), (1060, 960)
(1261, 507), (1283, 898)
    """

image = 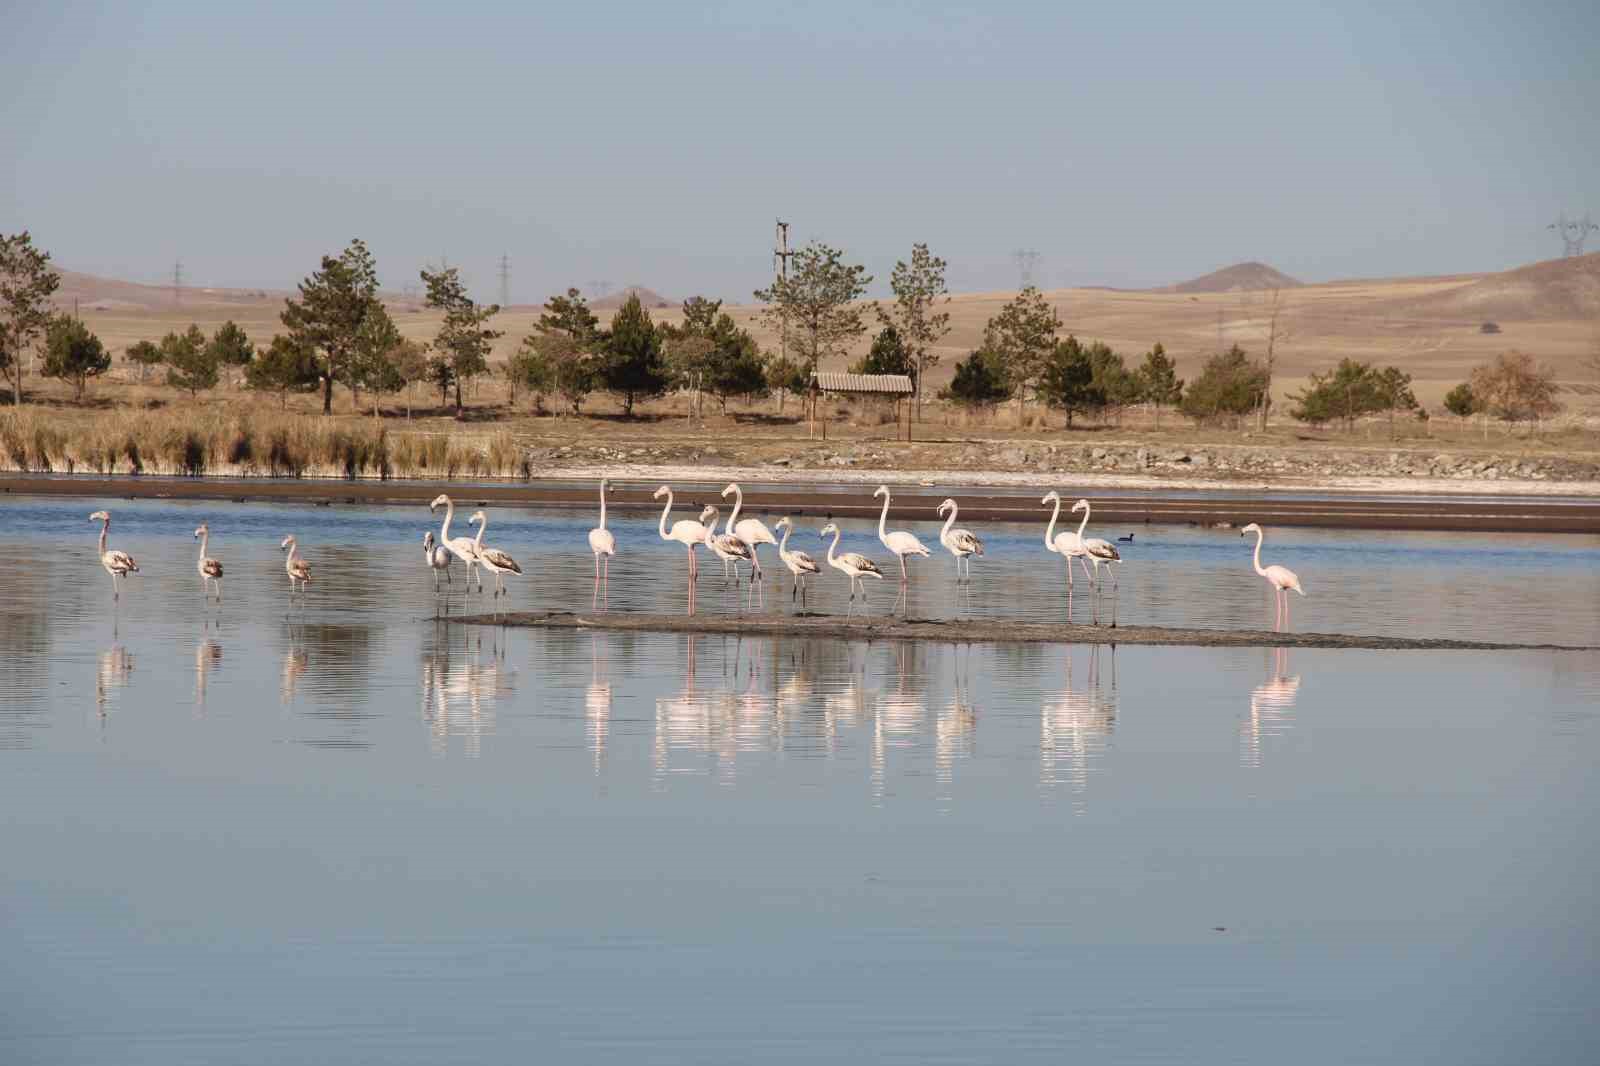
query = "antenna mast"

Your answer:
(1548, 212), (1598, 257)
(1012, 249), (1040, 290)
(498, 254), (511, 308)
